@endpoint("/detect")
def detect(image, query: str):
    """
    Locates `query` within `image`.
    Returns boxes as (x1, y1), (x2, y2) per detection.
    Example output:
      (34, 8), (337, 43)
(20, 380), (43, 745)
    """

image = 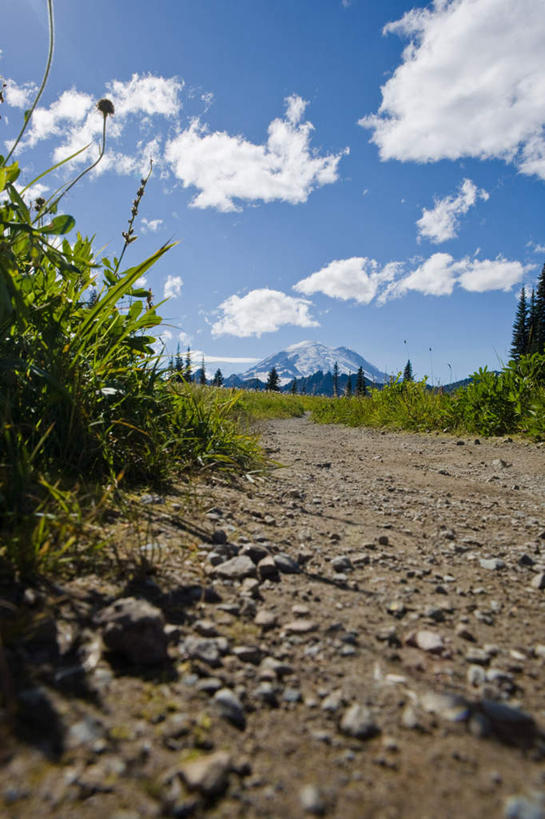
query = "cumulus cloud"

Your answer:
(211, 288), (319, 337)
(163, 275), (183, 299)
(417, 179), (489, 243)
(165, 95), (348, 212)
(4, 79), (38, 109)
(380, 253), (530, 302)
(141, 217), (163, 233)
(527, 240), (545, 255)
(294, 257), (401, 304)
(5, 74), (183, 176)
(360, 0), (545, 180)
